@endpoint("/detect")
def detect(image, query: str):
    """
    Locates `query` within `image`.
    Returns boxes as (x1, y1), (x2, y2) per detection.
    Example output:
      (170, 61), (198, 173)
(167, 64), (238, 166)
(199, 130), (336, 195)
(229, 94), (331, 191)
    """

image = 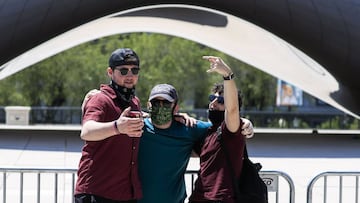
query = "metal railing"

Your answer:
(1, 168), (77, 203)
(1, 168), (295, 203)
(307, 171), (360, 203)
(185, 170), (295, 203)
